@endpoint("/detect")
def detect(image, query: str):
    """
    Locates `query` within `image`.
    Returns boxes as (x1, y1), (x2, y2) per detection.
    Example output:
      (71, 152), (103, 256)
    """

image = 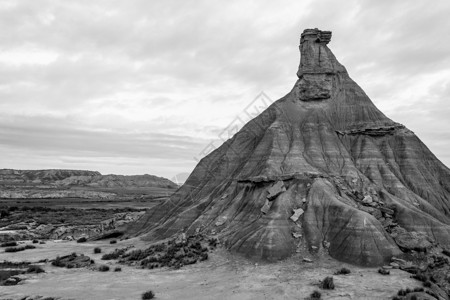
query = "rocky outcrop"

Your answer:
(126, 28), (450, 266)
